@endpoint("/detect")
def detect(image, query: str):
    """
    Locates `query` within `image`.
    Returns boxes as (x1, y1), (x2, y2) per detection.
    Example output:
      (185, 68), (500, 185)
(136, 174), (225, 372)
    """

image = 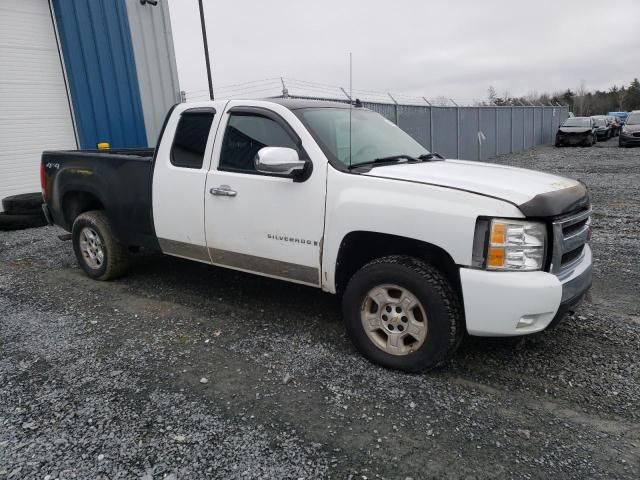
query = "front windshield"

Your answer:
(300, 108), (429, 167)
(626, 113), (640, 125)
(593, 118), (606, 127)
(562, 118), (590, 127)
